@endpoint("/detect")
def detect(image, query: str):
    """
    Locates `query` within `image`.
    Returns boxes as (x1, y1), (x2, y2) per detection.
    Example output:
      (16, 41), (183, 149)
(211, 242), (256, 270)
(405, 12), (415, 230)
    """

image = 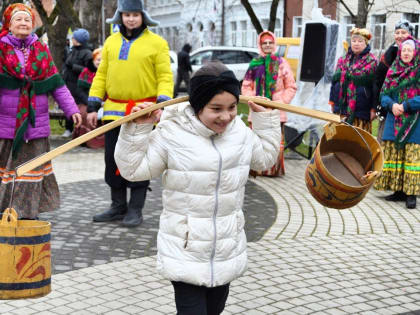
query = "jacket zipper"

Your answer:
(210, 136), (222, 287)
